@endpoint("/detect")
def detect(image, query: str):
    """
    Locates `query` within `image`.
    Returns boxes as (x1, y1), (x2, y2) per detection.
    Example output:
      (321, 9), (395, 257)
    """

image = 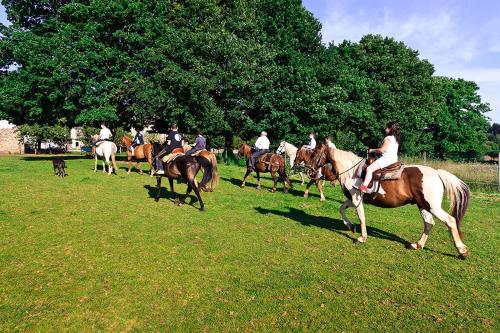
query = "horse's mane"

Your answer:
(331, 148), (364, 184)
